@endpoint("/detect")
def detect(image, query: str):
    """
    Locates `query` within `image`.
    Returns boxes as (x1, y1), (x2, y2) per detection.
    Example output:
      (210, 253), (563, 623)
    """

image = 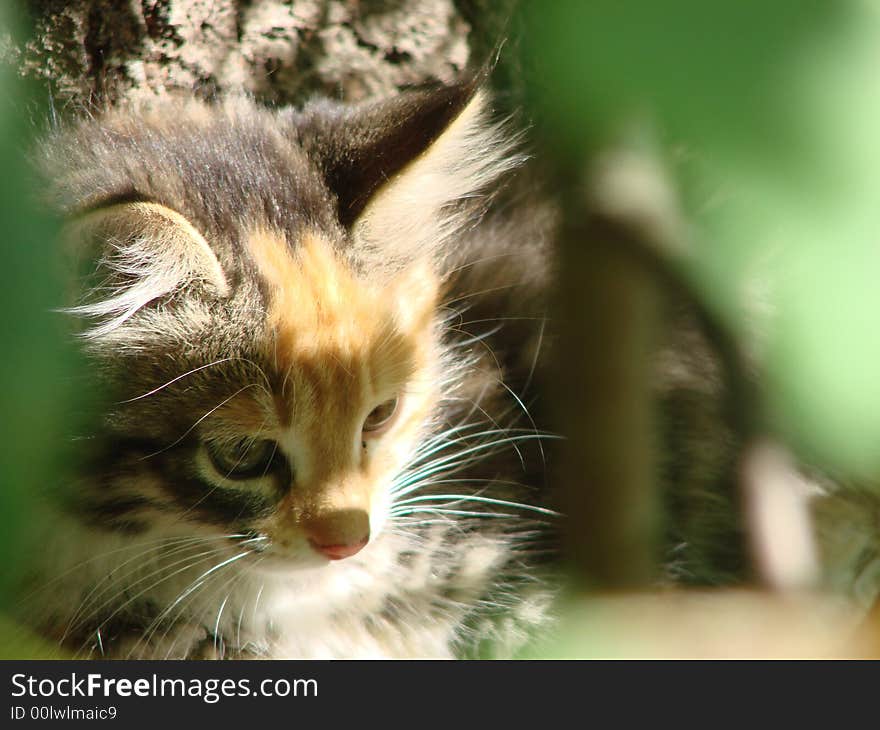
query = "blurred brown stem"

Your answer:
(556, 188), (662, 589)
